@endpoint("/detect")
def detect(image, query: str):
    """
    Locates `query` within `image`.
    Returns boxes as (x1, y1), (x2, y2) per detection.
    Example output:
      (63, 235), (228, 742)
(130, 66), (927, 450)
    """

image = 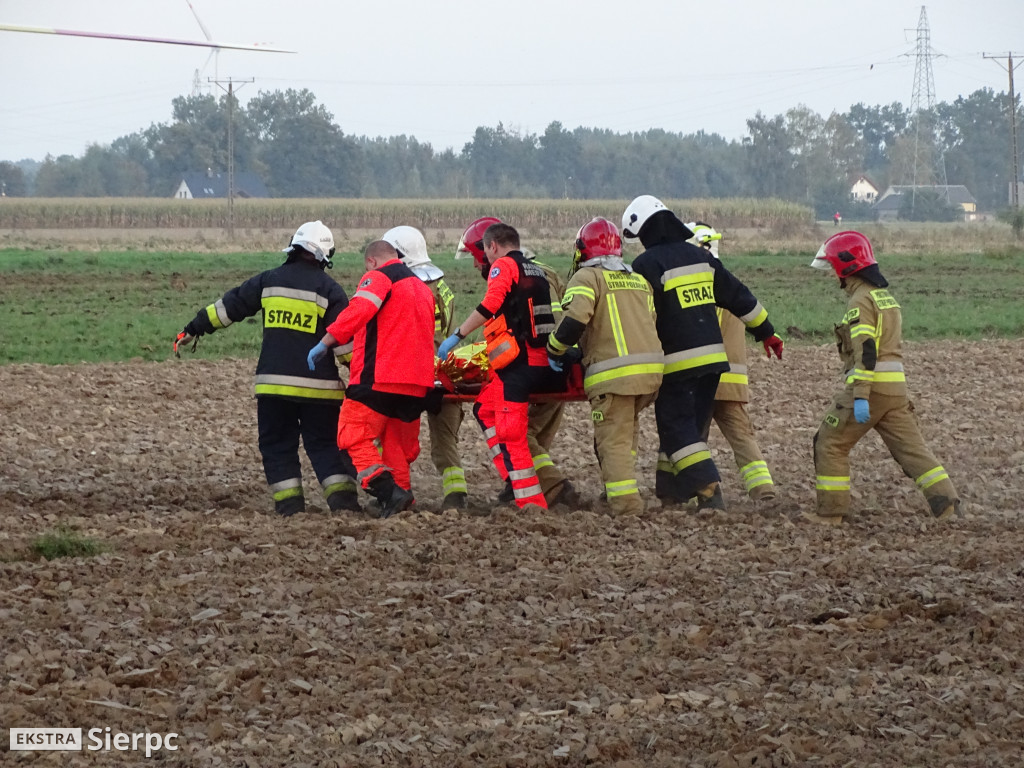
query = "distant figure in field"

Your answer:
(834, 211), (842, 227)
